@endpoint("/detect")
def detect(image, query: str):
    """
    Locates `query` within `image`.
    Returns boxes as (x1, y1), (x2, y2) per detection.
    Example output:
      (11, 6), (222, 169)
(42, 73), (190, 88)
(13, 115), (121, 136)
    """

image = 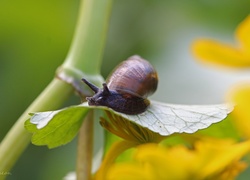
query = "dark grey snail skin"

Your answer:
(82, 55), (158, 115)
